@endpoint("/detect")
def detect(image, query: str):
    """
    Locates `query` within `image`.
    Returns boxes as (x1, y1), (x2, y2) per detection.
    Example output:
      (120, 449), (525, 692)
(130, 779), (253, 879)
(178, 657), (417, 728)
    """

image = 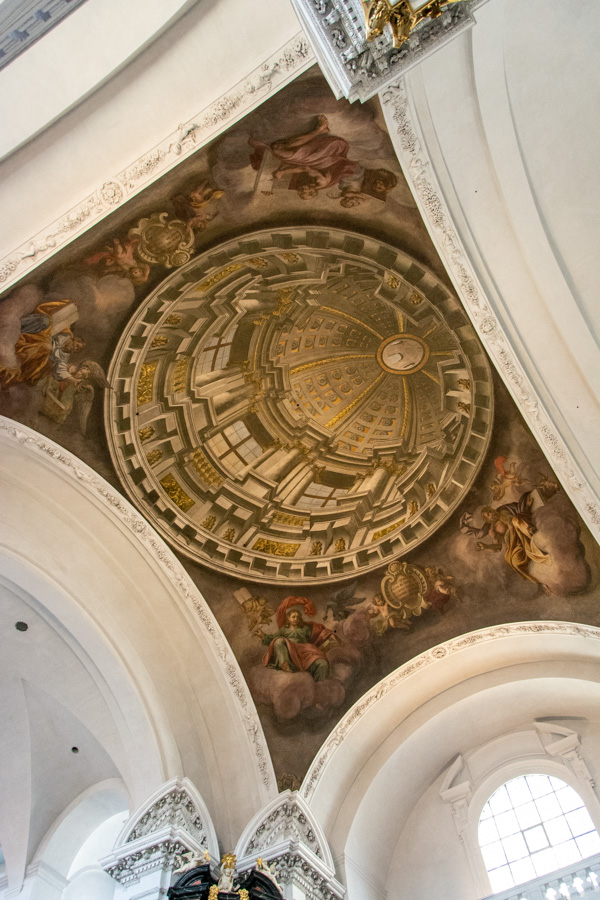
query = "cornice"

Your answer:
(0, 31), (314, 291)
(380, 78), (600, 537)
(0, 415), (276, 795)
(301, 620), (600, 801)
